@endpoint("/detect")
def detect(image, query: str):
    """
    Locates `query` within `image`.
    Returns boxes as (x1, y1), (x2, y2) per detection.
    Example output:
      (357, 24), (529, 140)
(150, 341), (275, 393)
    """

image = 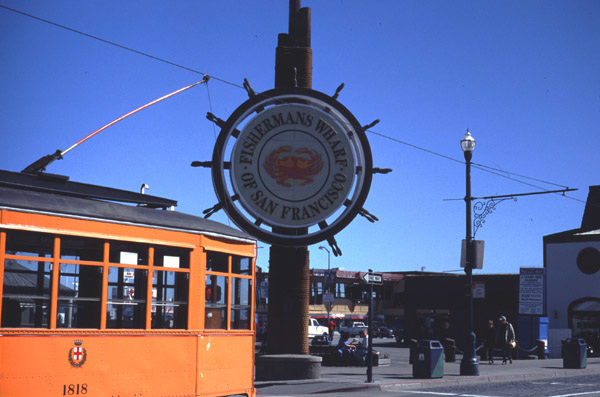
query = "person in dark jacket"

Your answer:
(484, 320), (496, 364)
(497, 316), (516, 364)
